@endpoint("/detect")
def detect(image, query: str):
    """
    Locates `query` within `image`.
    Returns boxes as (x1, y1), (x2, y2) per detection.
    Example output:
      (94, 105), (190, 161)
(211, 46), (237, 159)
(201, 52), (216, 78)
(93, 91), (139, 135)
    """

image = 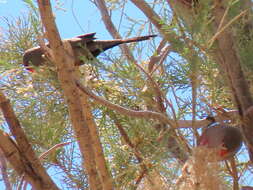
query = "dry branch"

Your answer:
(39, 142), (71, 160)
(0, 149), (11, 190)
(76, 80), (173, 125)
(148, 39), (168, 72)
(212, 1), (253, 162)
(111, 115), (149, 188)
(77, 81), (238, 128)
(130, 0), (183, 46)
(0, 131), (26, 180)
(94, 0), (136, 63)
(228, 158), (240, 190)
(0, 91), (59, 190)
(79, 89), (114, 189)
(36, 0), (103, 189)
